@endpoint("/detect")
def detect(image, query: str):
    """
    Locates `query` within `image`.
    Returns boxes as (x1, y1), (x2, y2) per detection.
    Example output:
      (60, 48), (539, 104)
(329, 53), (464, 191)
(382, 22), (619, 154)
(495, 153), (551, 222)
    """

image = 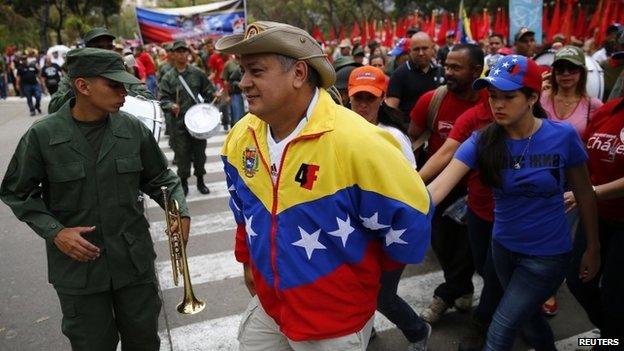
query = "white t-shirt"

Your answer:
(267, 88), (319, 183)
(378, 123), (417, 168)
